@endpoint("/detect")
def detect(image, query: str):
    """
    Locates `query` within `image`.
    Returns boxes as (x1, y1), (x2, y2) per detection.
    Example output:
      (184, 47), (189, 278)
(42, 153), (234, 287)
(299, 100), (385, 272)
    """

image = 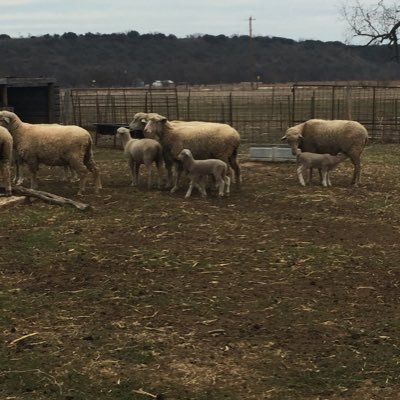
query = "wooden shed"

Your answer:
(0, 77), (60, 123)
